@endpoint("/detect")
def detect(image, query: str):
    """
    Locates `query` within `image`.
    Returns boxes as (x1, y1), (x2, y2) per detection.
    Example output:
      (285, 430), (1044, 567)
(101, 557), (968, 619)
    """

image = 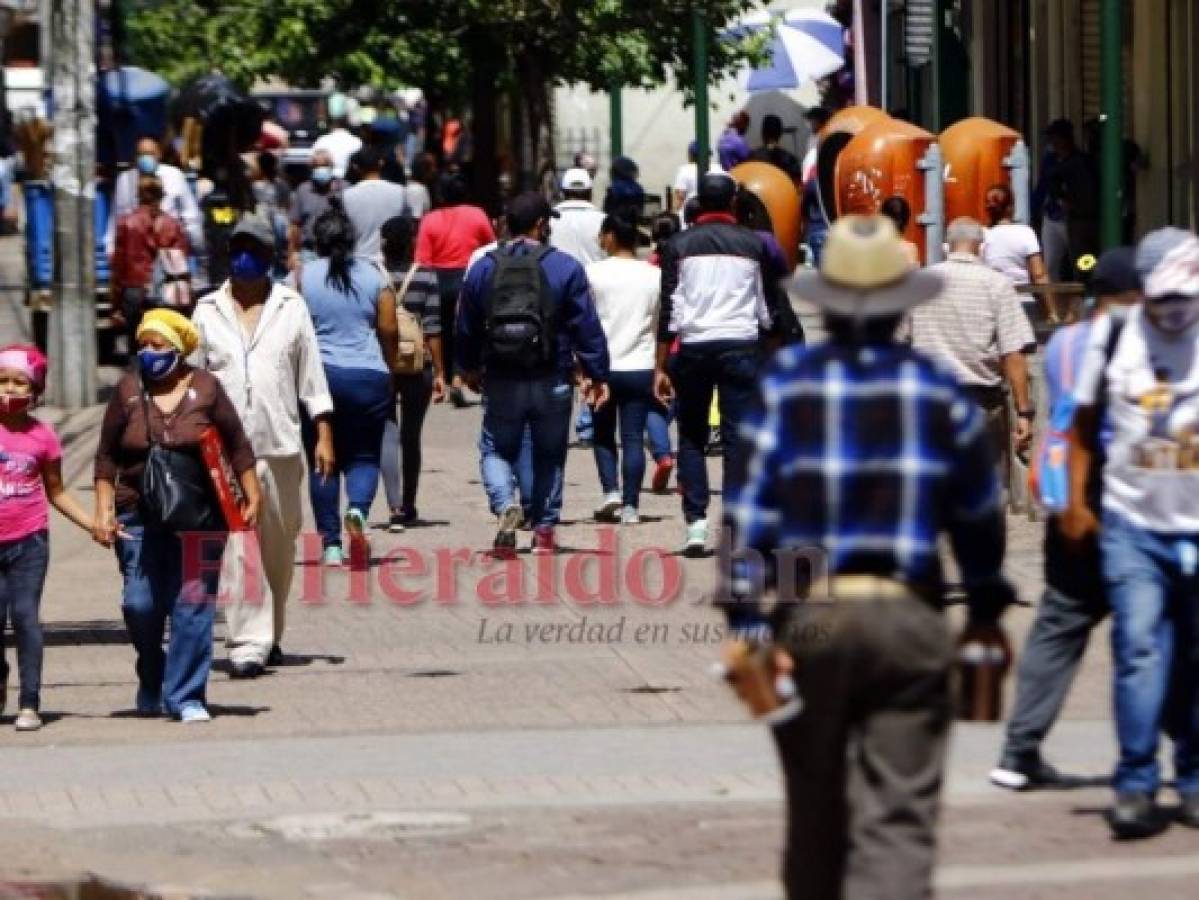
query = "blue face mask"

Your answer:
(230, 249), (270, 282)
(138, 347), (180, 381)
(312, 166), (333, 186)
(136, 154), (159, 175)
